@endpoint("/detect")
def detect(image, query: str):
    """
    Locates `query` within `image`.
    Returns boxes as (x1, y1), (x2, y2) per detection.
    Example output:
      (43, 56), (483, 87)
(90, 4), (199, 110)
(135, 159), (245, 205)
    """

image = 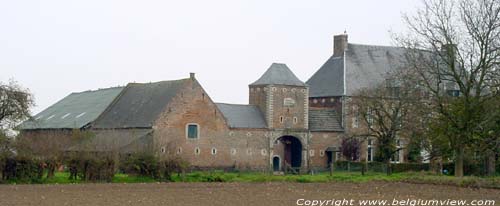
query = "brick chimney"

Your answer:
(333, 33), (348, 57)
(190, 72), (195, 80)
